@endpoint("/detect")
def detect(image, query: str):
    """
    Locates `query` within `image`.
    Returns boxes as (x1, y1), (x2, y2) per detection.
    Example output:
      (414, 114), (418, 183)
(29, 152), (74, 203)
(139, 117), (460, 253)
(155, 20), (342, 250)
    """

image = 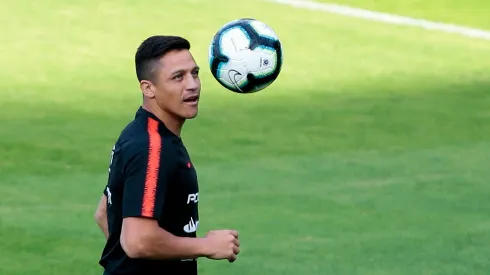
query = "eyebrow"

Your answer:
(171, 66), (200, 76)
